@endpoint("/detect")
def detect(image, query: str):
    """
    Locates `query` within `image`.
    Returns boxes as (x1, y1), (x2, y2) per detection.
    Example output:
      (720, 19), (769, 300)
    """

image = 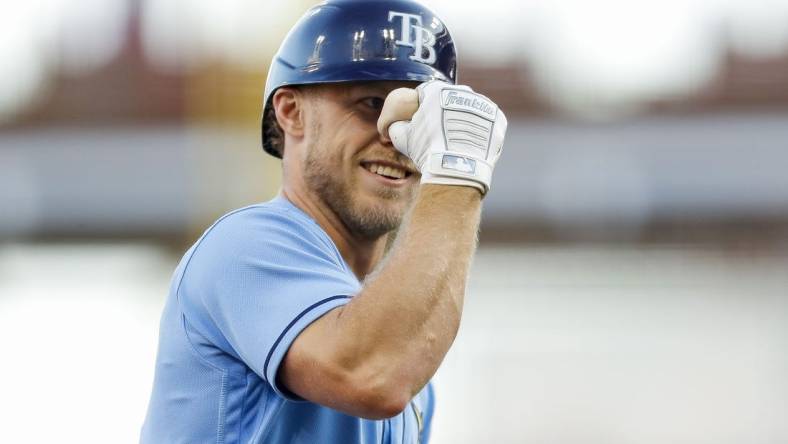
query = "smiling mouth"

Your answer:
(360, 161), (414, 180)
